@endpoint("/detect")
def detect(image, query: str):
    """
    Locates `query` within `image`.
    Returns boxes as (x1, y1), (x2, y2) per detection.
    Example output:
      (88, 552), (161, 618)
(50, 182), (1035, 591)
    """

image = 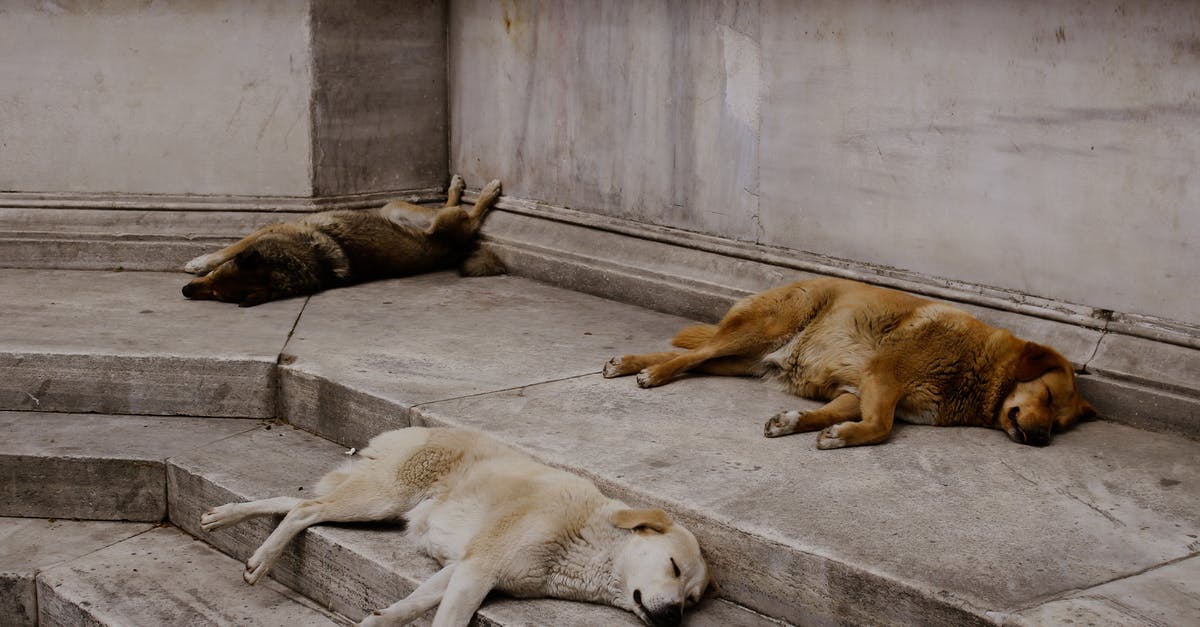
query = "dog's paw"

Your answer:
(448, 174), (465, 194)
(816, 423), (848, 450)
(243, 551), (271, 585)
(479, 178), (502, 200)
(183, 253), (218, 275)
(635, 368), (667, 388)
(603, 357), (626, 378)
(764, 410), (802, 438)
(199, 503), (238, 532)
